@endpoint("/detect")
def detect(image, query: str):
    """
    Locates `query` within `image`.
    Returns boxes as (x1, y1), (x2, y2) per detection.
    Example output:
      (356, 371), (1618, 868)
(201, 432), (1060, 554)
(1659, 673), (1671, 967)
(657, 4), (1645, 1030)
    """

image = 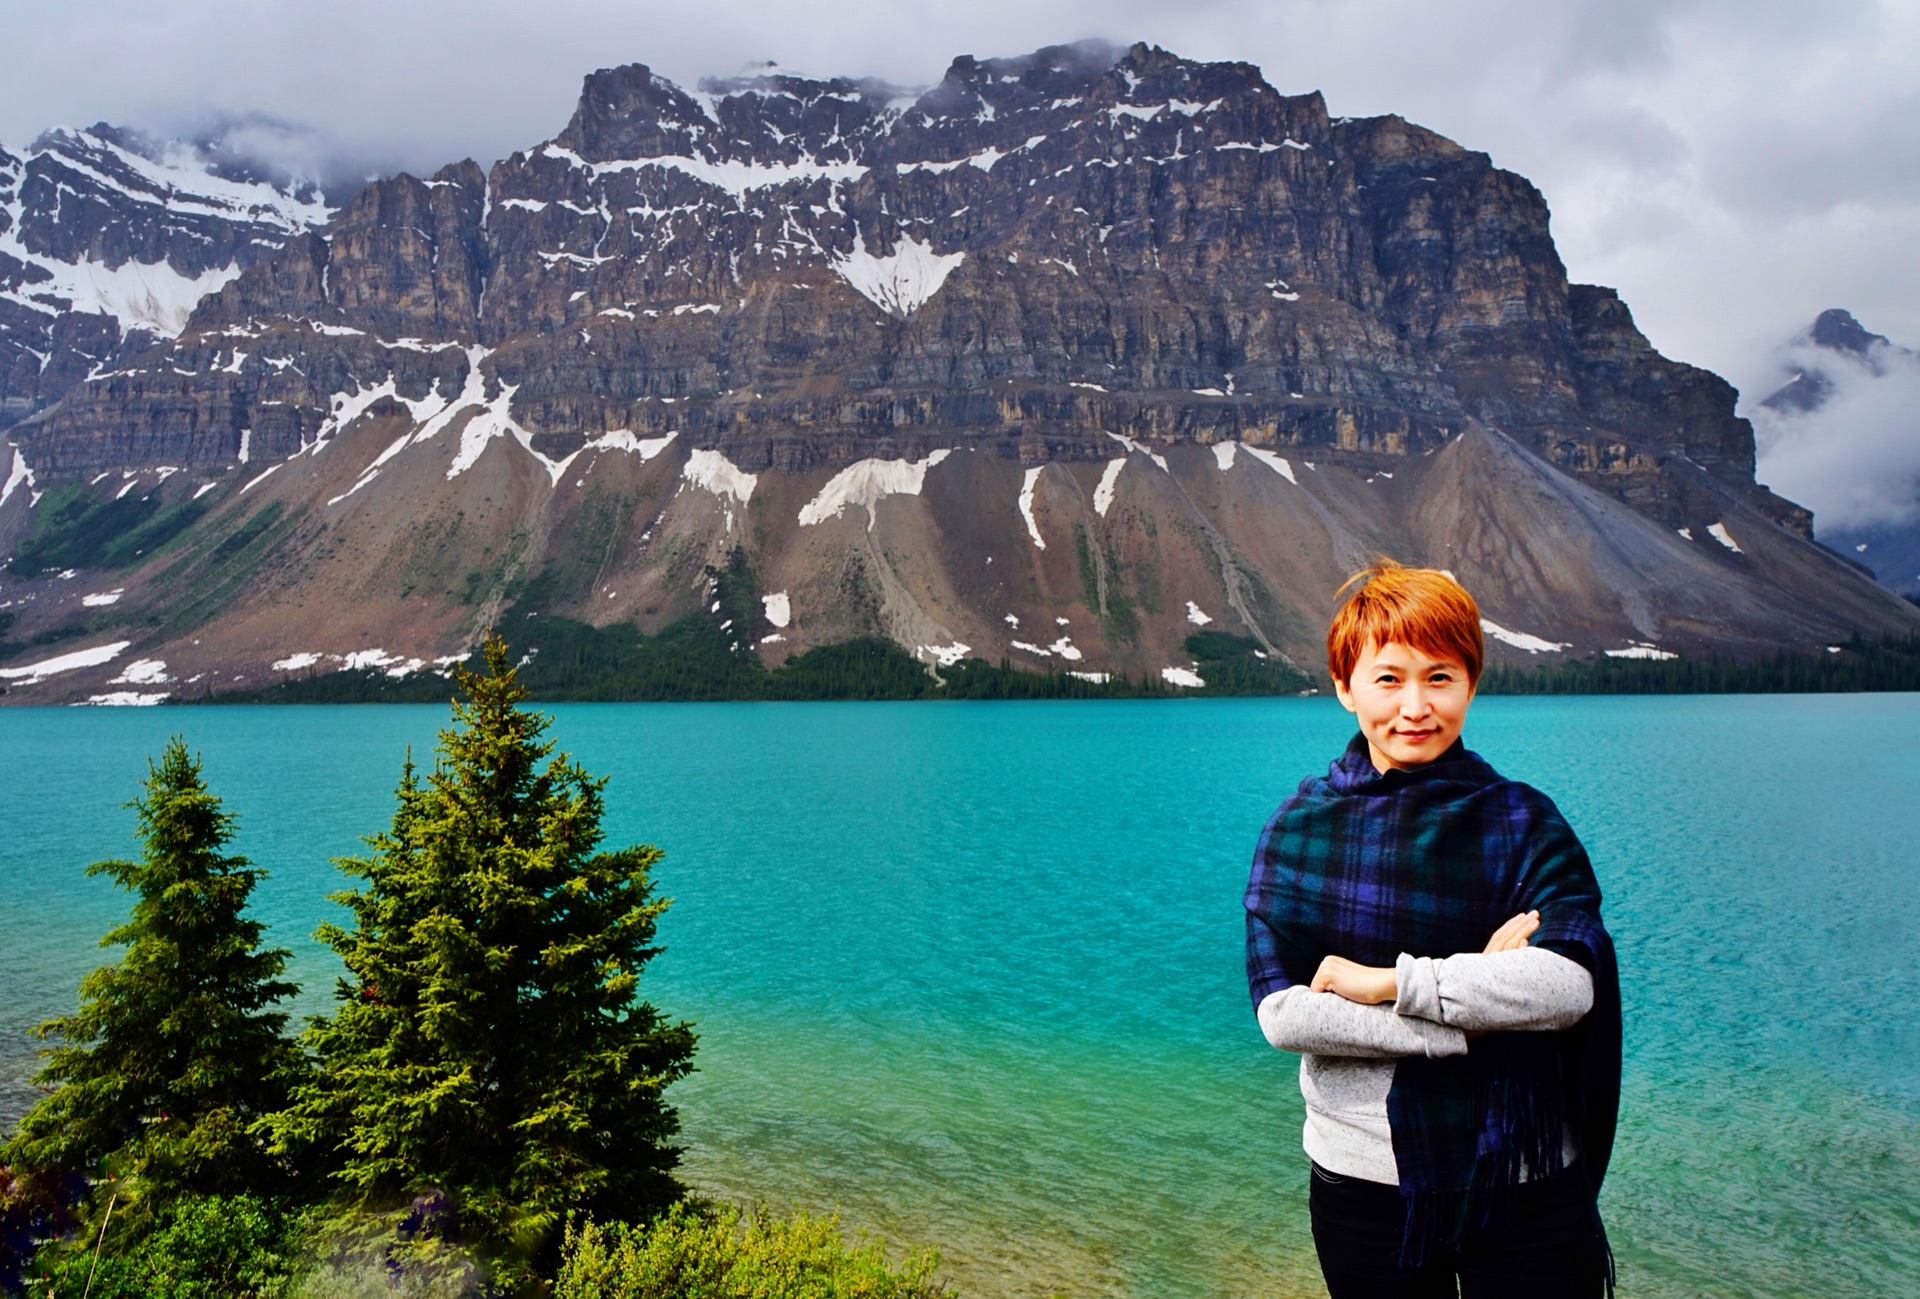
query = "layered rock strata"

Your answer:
(0, 41), (1912, 703)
